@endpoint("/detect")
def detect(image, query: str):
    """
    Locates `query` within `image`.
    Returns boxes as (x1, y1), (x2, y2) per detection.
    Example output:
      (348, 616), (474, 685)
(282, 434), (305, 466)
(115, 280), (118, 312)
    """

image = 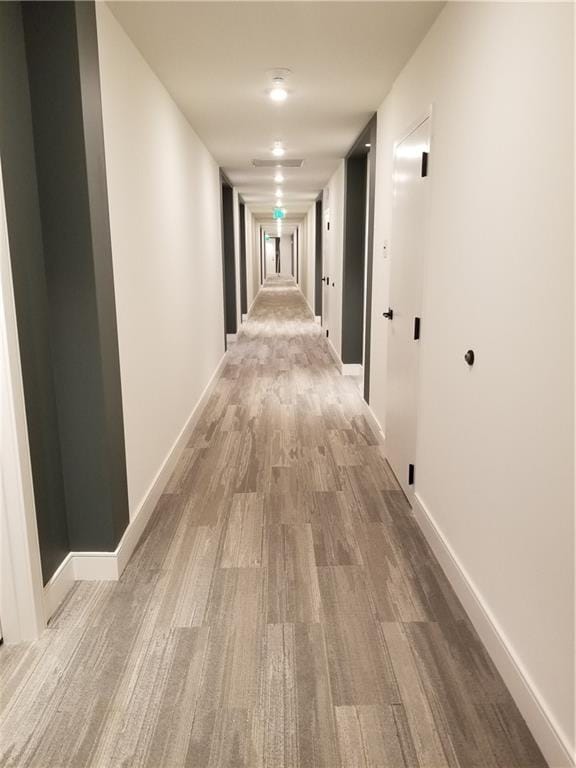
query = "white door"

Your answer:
(385, 117), (431, 498)
(265, 238), (276, 275)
